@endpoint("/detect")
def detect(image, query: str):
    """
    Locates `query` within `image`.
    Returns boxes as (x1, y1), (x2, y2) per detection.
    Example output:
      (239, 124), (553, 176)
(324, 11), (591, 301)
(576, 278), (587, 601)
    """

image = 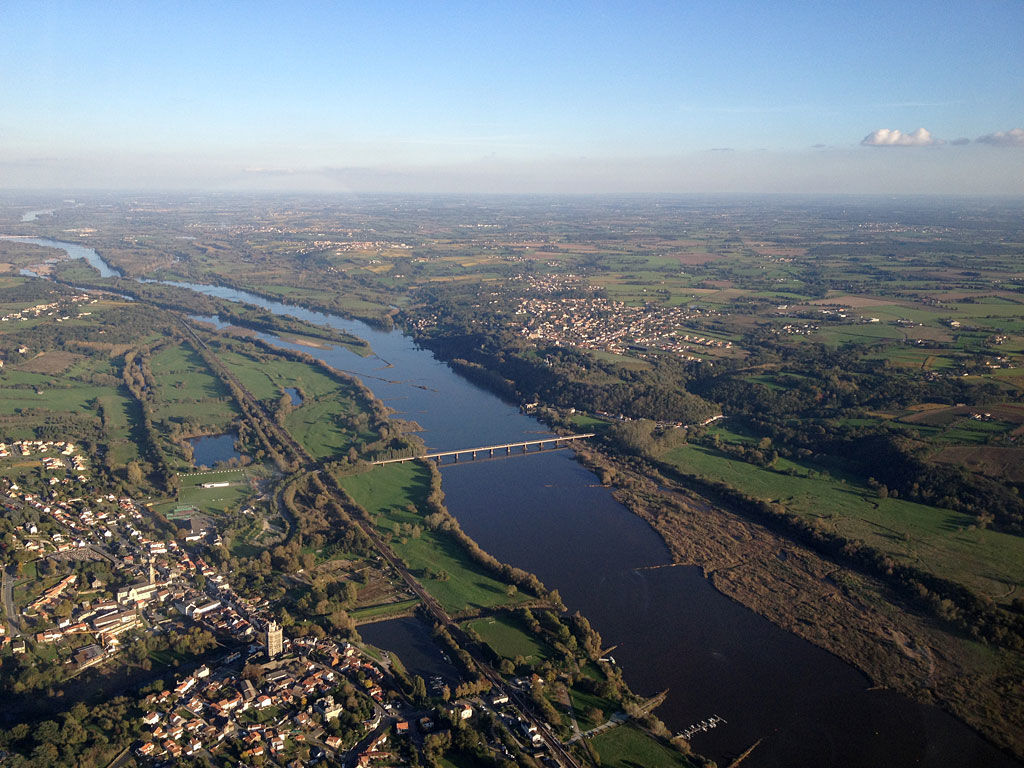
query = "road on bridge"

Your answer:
(372, 433), (596, 466)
